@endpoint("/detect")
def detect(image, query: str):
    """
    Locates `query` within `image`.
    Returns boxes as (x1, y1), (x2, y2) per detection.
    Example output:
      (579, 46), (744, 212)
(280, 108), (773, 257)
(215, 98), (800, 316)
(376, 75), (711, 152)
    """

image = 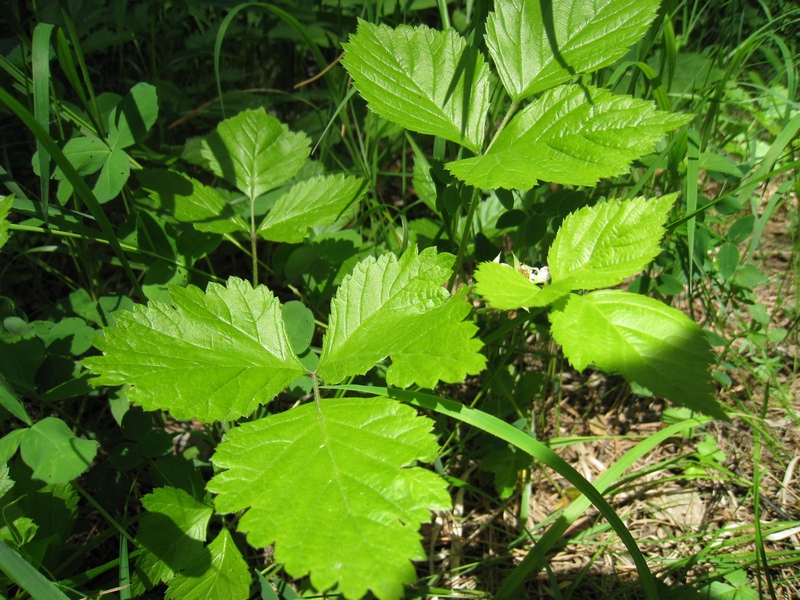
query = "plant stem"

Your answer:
(449, 186), (481, 291)
(250, 196), (258, 286)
